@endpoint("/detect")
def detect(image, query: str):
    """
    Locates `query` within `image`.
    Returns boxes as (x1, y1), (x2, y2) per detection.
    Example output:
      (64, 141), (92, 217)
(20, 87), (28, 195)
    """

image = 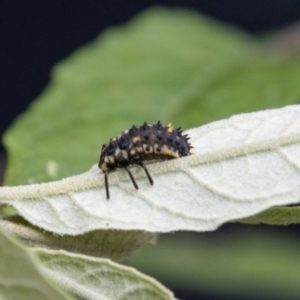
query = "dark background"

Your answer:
(1, 2), (300, 300)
